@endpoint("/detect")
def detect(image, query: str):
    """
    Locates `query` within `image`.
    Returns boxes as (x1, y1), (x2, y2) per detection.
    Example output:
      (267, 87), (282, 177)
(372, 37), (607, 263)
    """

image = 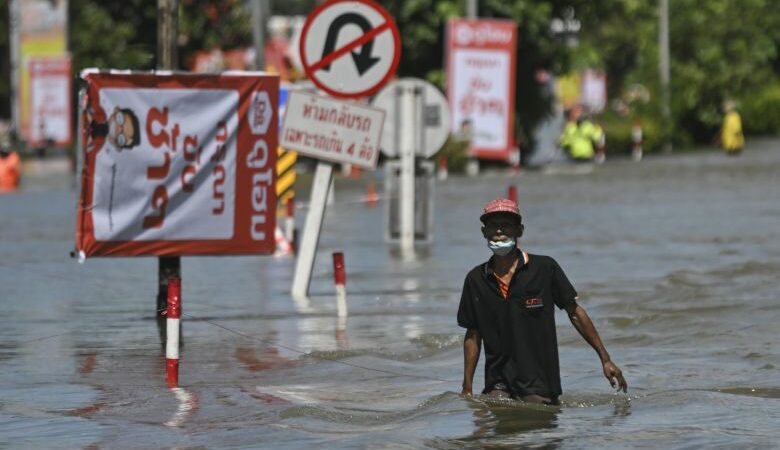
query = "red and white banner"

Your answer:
(28, 56), (72, 148)
(76, 70), (279, 257)
(446, 18), (517, 161)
